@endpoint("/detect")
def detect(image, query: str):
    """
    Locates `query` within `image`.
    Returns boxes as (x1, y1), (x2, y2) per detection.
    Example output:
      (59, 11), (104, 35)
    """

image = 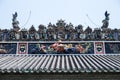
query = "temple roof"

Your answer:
(0, 54), (120, 73)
